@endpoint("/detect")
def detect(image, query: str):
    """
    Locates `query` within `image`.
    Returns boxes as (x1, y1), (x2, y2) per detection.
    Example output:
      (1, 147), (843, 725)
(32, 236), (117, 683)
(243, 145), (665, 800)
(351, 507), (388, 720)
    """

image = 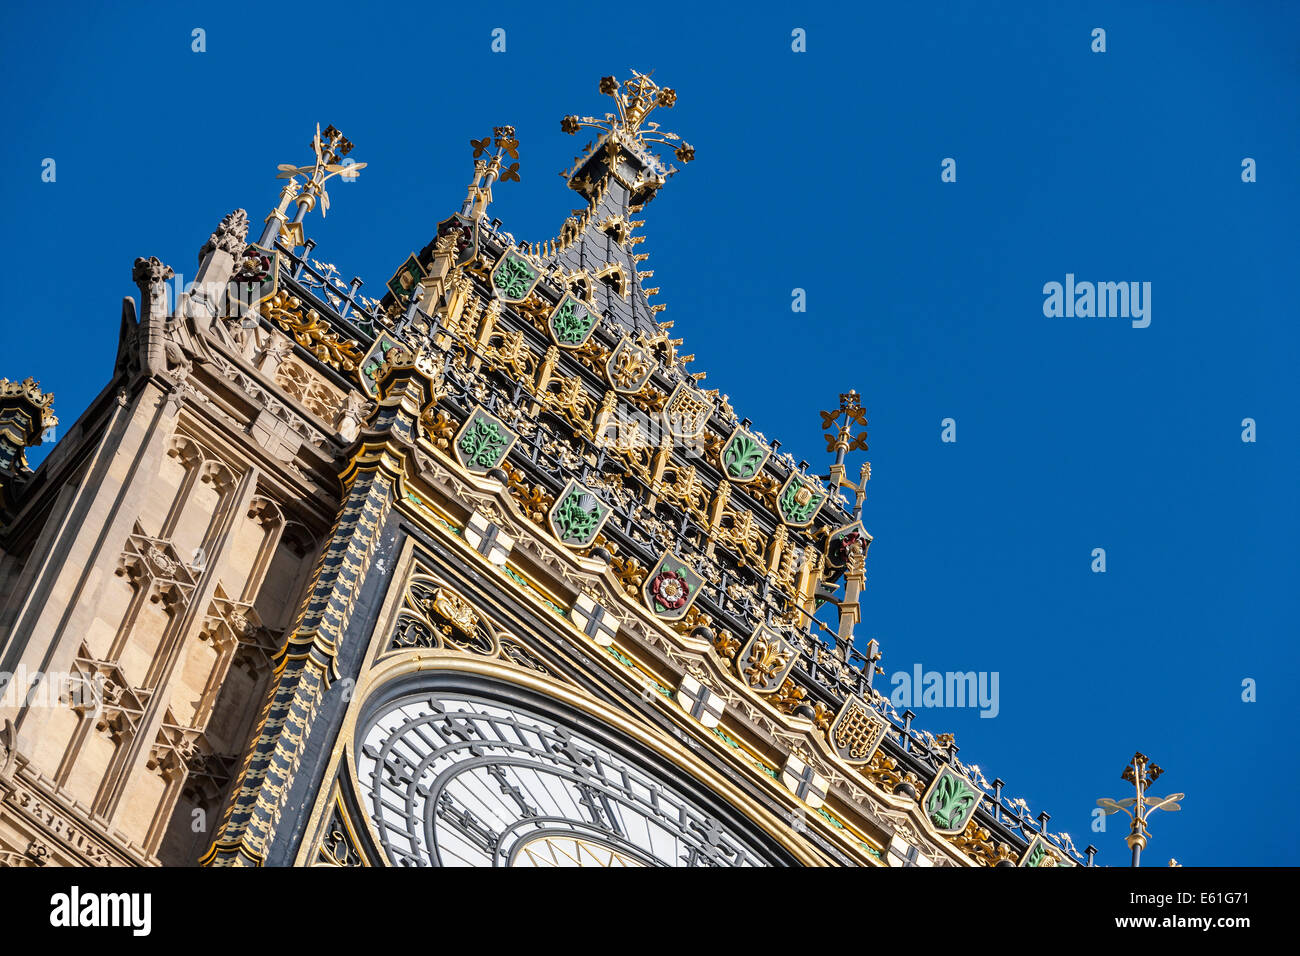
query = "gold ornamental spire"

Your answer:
(1097, 752), (1184, 867)
(460, 125), (521, 220)
(821, 390), (871, 518)
(0, 376), (58, 512)
(259, 123), (366, 249)
(561, 71), (695, 180)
